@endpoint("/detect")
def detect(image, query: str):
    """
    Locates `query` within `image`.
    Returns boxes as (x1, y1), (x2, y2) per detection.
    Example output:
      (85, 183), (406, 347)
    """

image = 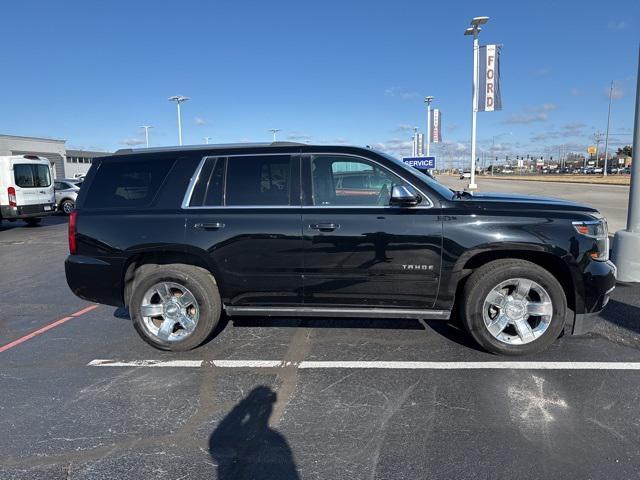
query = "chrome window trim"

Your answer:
(181, 151), (434, 210)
